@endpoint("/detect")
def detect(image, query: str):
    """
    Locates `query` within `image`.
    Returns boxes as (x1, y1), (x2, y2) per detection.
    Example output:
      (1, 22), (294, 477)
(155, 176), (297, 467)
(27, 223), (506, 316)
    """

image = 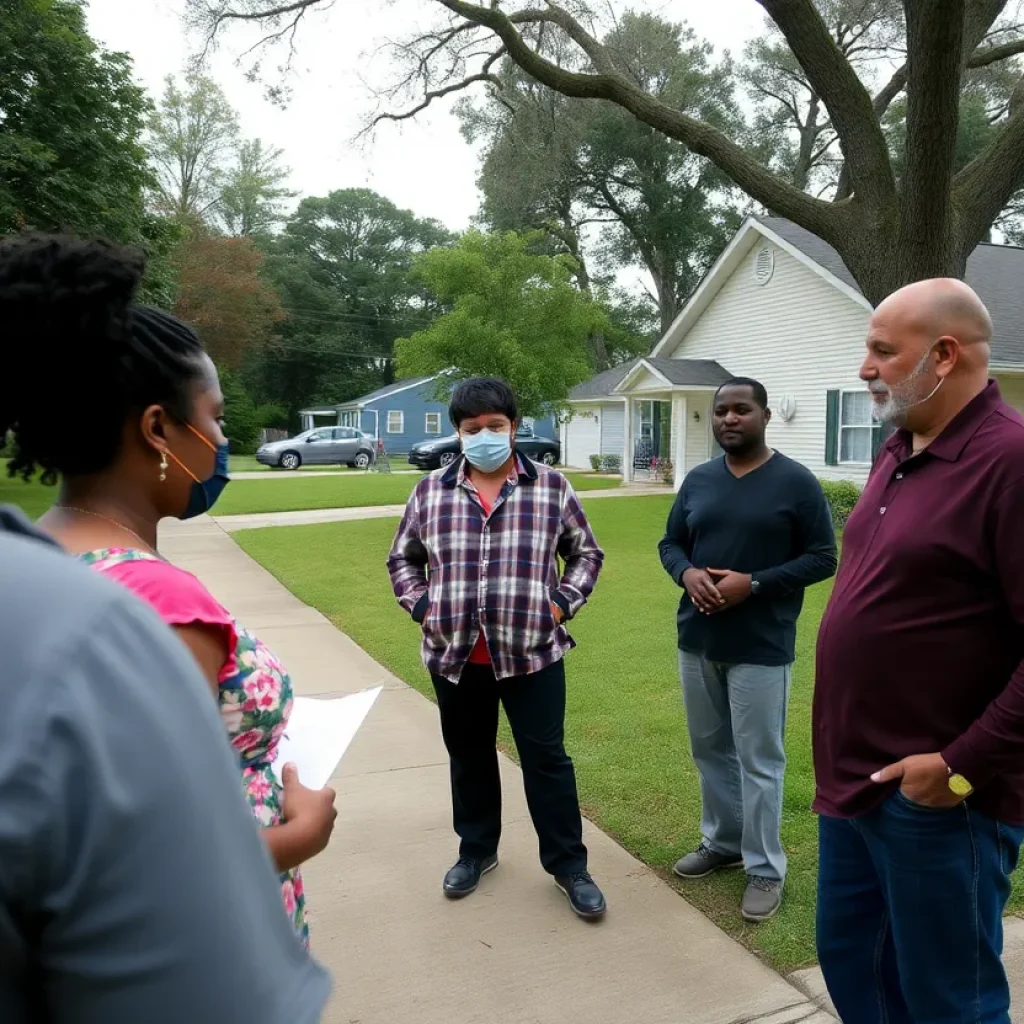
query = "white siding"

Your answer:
(564, 405), (602, 468)
(685, 395), (714, 472)
(670, 243), (873, 483)
(599, 403), (625, 457)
